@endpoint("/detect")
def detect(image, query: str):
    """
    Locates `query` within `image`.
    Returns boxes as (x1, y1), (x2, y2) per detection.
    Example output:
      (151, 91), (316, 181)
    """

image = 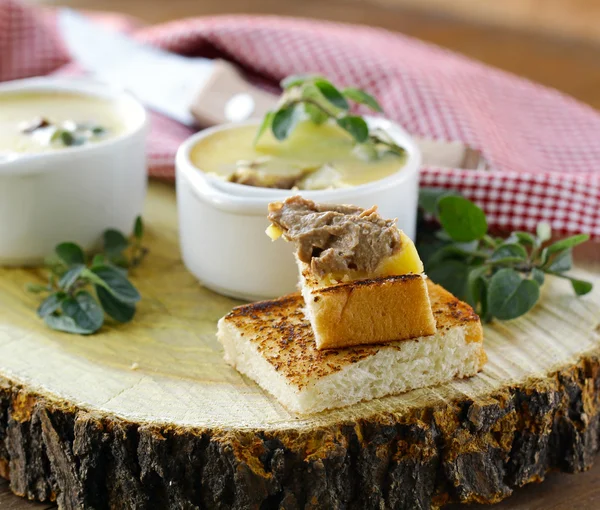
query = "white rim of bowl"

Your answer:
(0, 77), (148, 176)
(176, 116), (421, 215)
